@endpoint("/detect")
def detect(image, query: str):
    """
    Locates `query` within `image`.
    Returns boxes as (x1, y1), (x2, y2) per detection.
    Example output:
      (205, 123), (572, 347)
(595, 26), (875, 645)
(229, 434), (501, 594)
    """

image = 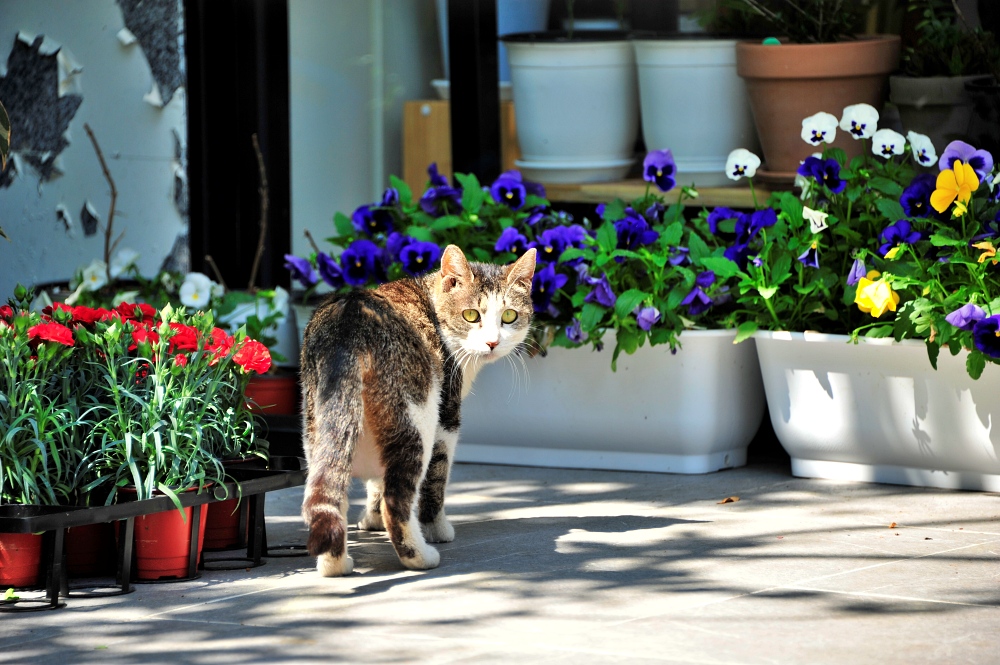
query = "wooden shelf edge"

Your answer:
(543, 180), (771, 209)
